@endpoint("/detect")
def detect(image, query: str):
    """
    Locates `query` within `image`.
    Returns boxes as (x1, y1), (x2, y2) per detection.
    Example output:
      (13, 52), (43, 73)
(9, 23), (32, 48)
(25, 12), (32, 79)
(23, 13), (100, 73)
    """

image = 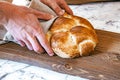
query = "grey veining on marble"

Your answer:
(0, 60), (87, 80)
(0, 1), (120, 80)
(70, 2), (120, 33)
